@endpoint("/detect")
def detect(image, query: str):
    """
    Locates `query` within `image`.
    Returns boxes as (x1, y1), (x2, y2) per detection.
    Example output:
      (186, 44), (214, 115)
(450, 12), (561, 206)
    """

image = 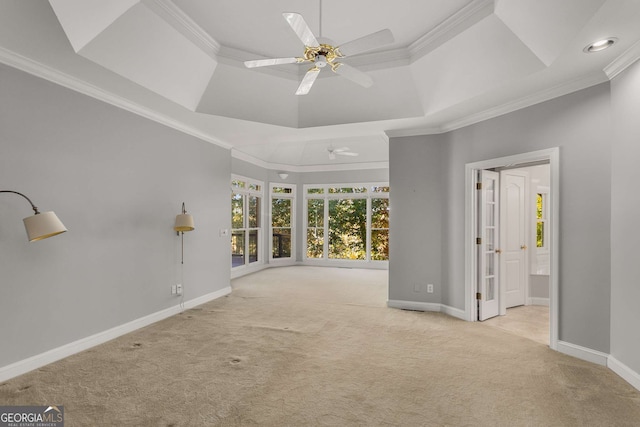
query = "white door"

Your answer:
(478, 170), (500, 321)
(500, 170), (529, 310)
